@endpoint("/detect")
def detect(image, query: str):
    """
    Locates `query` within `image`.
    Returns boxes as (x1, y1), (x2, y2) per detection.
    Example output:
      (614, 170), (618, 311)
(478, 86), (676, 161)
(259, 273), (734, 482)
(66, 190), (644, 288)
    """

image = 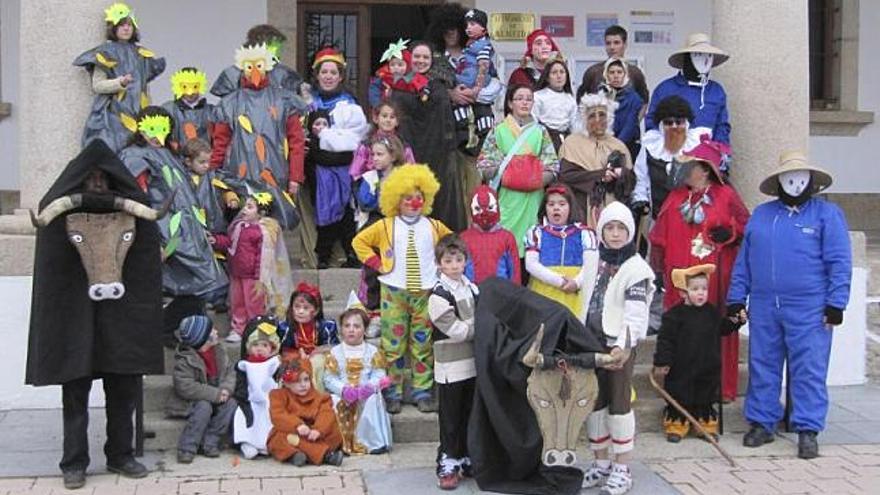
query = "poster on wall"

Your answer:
(489, 13), (536, 41)
(541, 16), (575, 38)
(630, 10), (675, 45)
(586, 13), (618, 46)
